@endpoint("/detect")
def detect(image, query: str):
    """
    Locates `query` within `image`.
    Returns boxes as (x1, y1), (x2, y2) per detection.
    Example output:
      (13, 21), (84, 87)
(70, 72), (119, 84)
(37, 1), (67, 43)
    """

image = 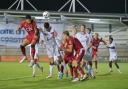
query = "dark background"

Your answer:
(0, 0), (127, 13)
